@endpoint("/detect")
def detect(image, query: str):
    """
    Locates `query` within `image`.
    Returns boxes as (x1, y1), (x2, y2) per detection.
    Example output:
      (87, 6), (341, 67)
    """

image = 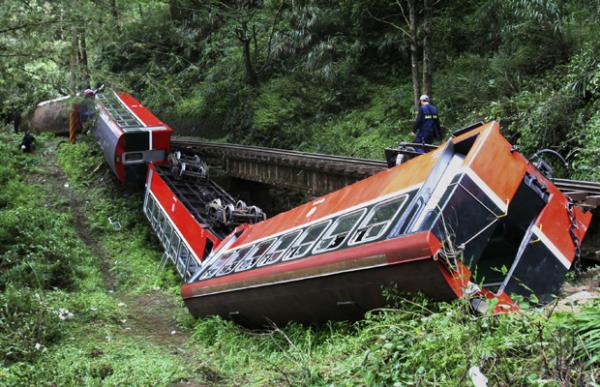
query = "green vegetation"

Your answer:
(2, 1), (600, 170)
(2, 0), (600, 385)
(0, 130), (597, 384)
